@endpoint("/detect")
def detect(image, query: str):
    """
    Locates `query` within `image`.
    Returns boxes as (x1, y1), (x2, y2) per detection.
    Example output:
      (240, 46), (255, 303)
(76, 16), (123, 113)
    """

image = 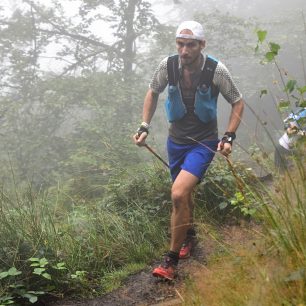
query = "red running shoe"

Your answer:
(179, 236), (196, 259)
(152, 256), (177, 280)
